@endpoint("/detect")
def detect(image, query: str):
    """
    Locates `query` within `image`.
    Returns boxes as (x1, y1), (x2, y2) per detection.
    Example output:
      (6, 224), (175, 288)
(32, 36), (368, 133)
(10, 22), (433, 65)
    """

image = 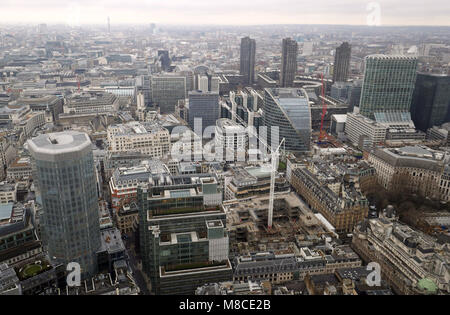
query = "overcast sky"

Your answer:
(0, 0), (449, 26)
